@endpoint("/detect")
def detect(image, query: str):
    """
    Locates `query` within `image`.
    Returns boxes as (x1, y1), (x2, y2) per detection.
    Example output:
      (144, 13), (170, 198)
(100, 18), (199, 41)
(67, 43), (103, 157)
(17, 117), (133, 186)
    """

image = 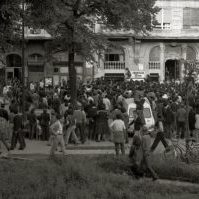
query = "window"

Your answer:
(186, 46), (196, 61)
(6, 54), (22, 67)
(29, 28), (41, 34)
(105, 54), (120, 62)
(154, 8), (171, 29)
(183, 8), (199, 29)
(149, 46), (160, 62)
(29, 65), (44, 72)
(54, 68), (59, 73)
